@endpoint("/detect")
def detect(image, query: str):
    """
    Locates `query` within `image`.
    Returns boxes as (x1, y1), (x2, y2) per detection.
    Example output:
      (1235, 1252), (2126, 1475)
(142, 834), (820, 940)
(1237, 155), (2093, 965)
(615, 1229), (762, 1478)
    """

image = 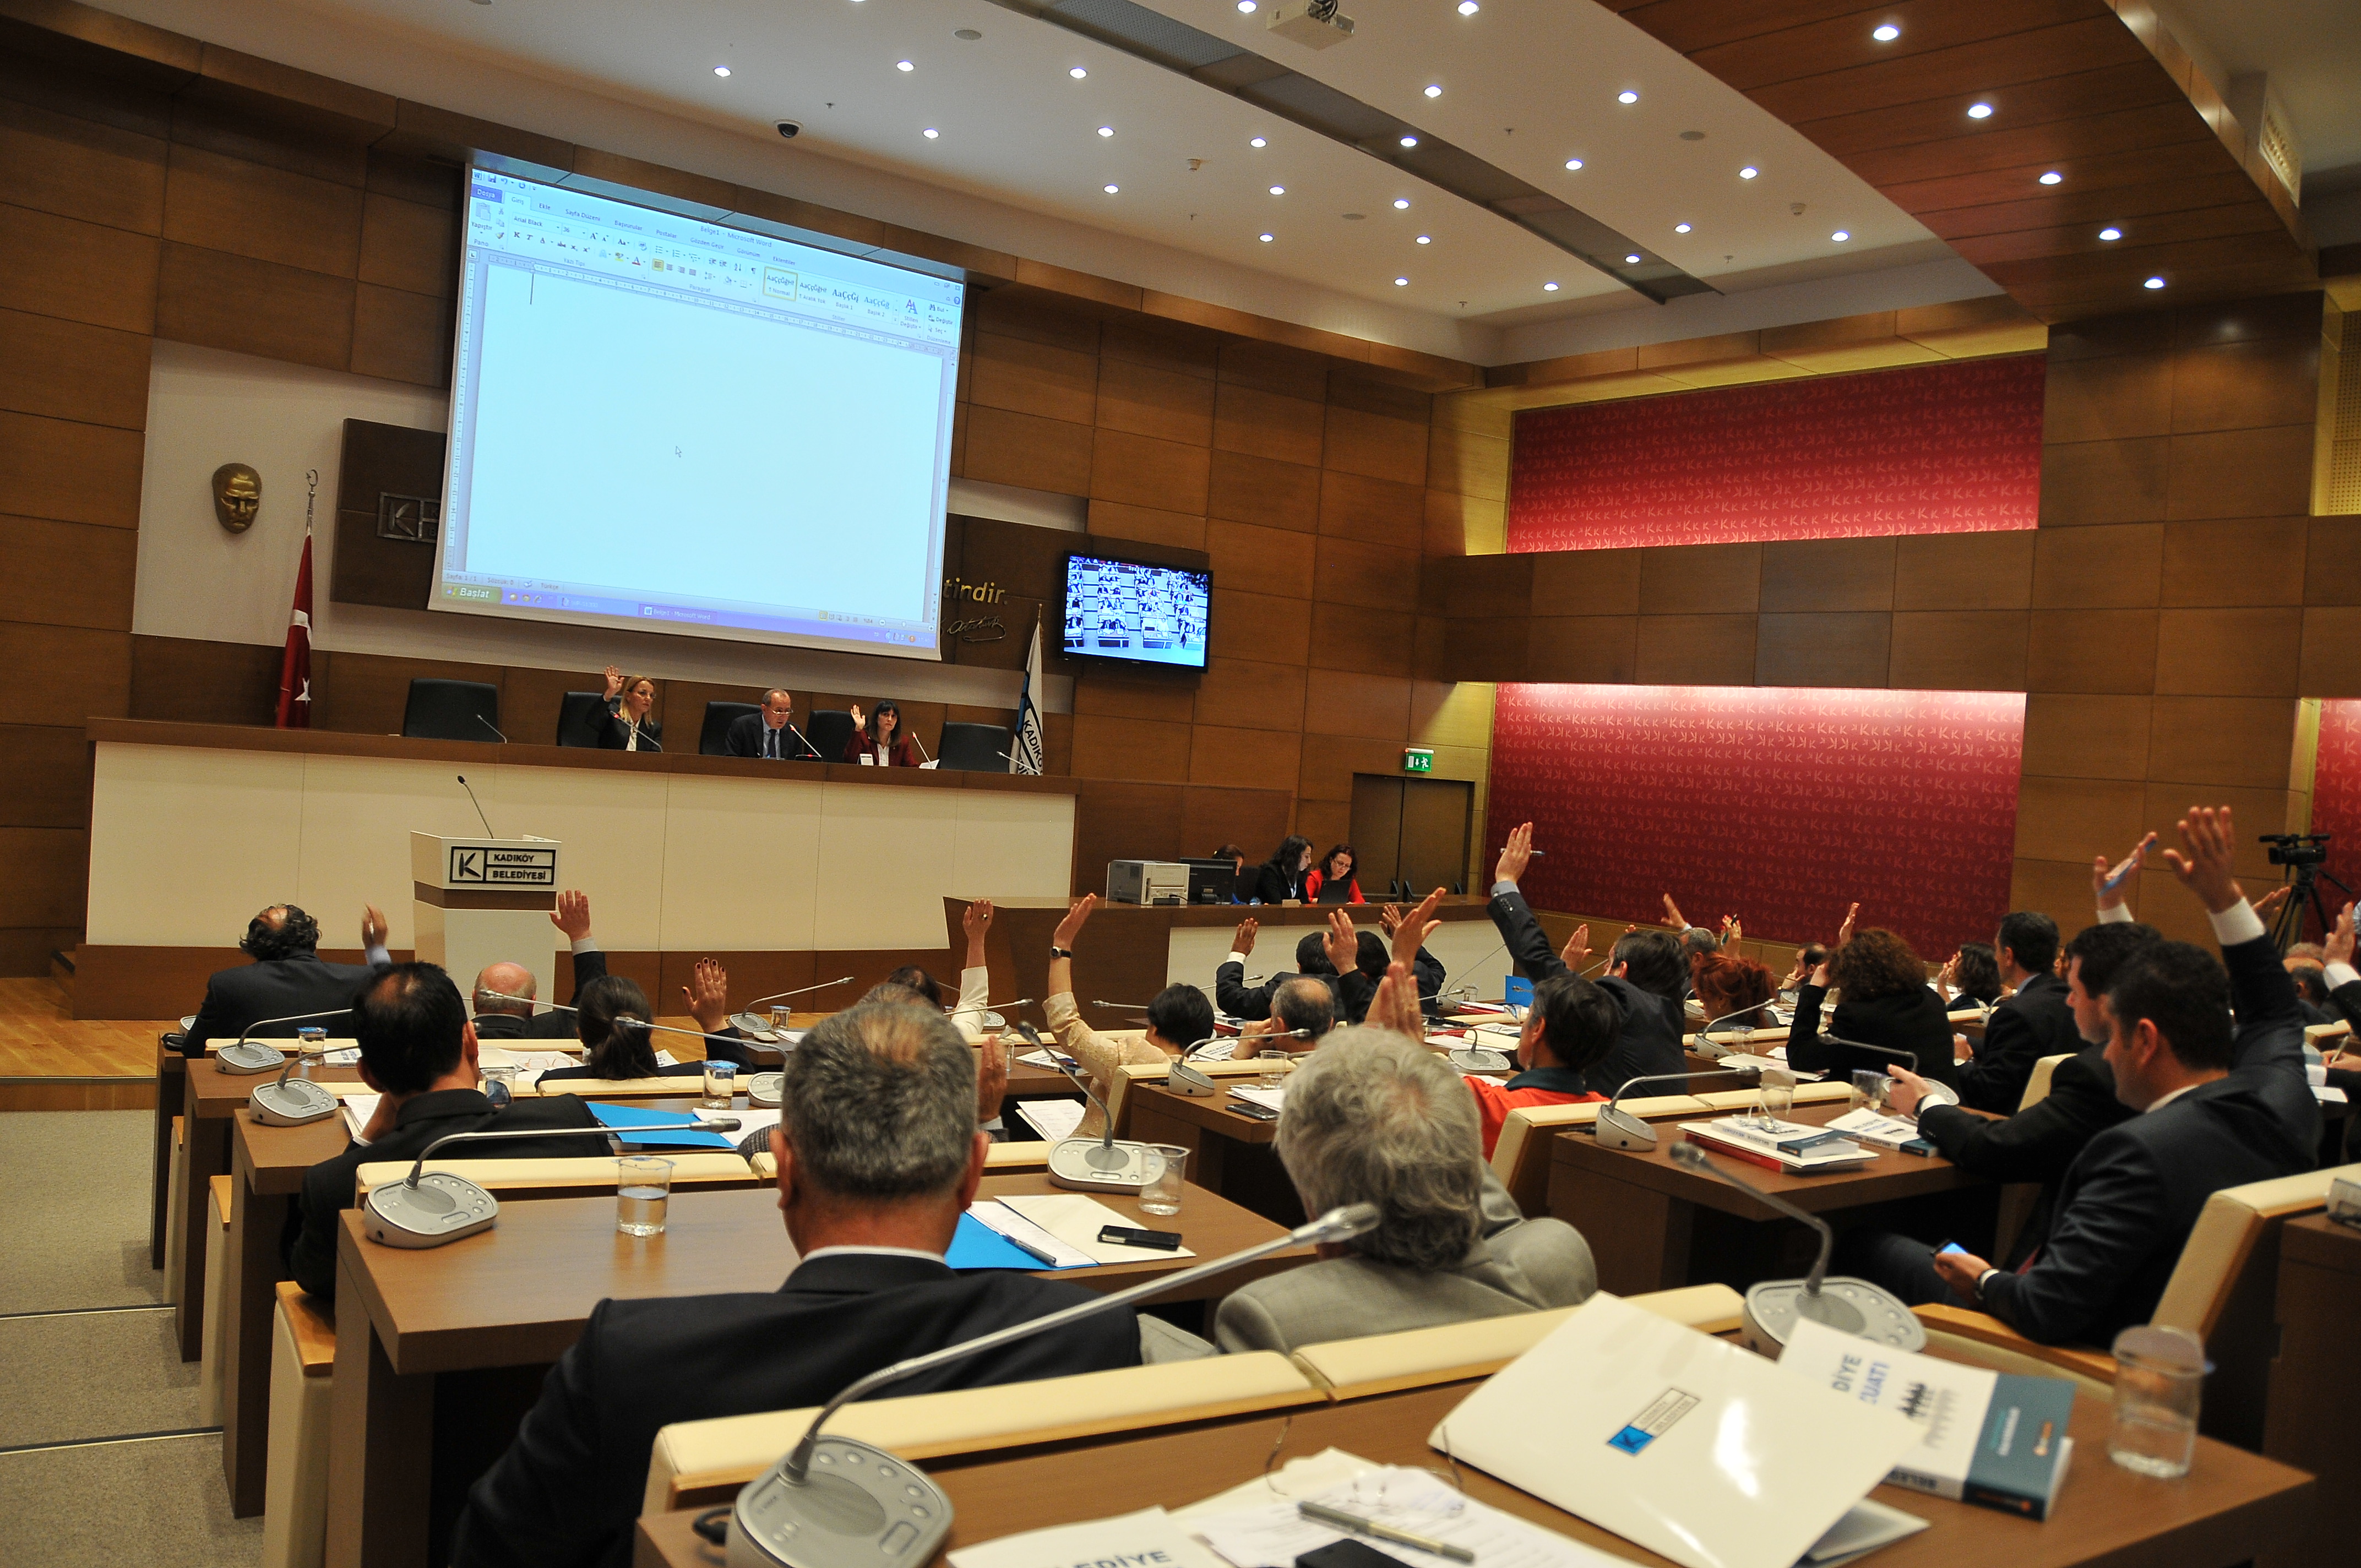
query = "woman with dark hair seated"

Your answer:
(1939, 941), (2003, 1011)
(843, 700), (922, 767)
(536, 966), (752, 1081)
(1252, 834), (1313, 905)
(1693, 950), (1778, 1036)
(1304, 844), (1365, 905)
(1786, 908), (1959, 1090)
